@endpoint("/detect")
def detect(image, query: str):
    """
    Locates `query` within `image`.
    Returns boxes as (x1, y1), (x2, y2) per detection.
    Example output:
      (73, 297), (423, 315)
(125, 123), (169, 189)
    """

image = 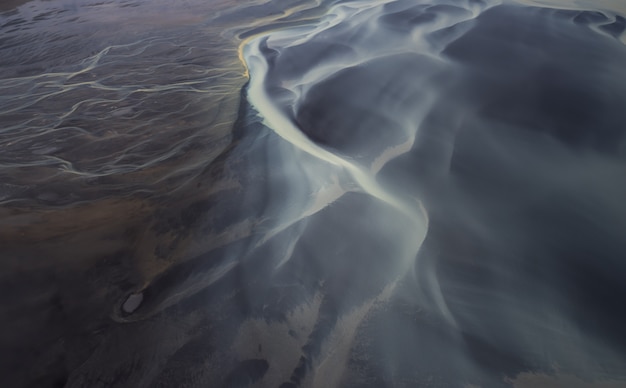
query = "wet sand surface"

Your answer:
(2, 0), (626, 387)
